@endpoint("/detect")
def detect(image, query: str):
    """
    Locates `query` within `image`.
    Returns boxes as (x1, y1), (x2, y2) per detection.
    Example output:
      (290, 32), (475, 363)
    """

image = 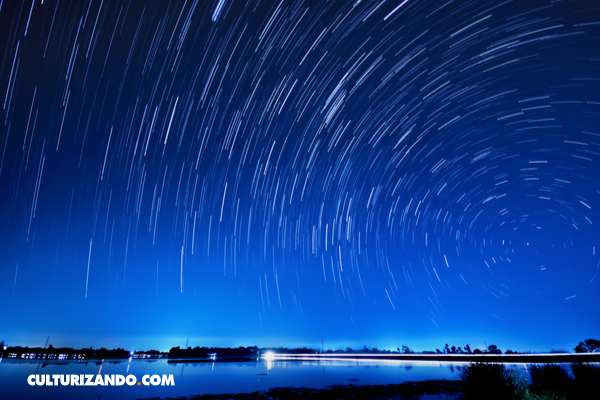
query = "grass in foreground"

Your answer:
(460, 362), (600, 400)
(140, 362), (600, 400)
